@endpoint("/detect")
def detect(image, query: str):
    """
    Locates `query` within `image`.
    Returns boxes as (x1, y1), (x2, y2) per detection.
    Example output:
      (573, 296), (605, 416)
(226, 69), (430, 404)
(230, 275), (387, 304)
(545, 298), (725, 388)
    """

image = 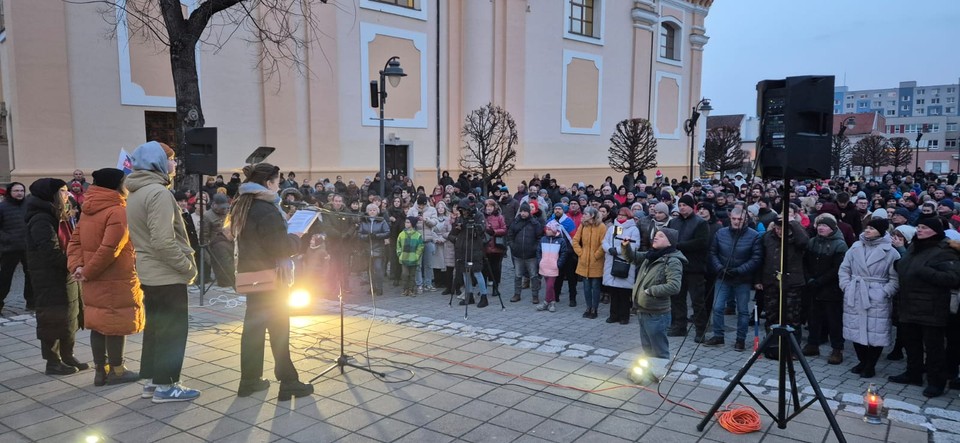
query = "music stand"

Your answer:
(245, 146), (275, 165)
